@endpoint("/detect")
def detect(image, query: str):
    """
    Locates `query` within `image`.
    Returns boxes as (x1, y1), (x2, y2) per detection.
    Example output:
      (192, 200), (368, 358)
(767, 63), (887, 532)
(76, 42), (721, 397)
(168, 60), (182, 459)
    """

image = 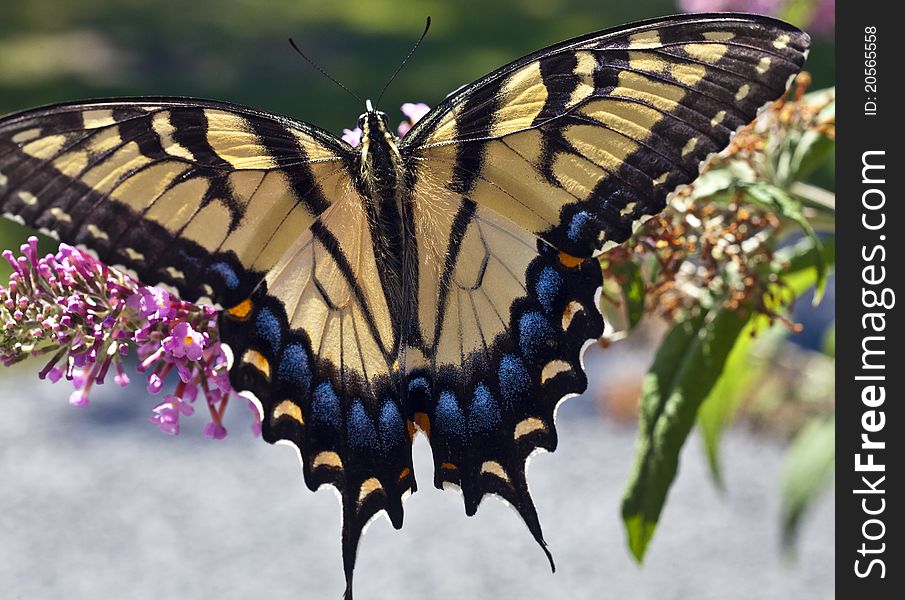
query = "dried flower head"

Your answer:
(601, 75), (831, 332)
